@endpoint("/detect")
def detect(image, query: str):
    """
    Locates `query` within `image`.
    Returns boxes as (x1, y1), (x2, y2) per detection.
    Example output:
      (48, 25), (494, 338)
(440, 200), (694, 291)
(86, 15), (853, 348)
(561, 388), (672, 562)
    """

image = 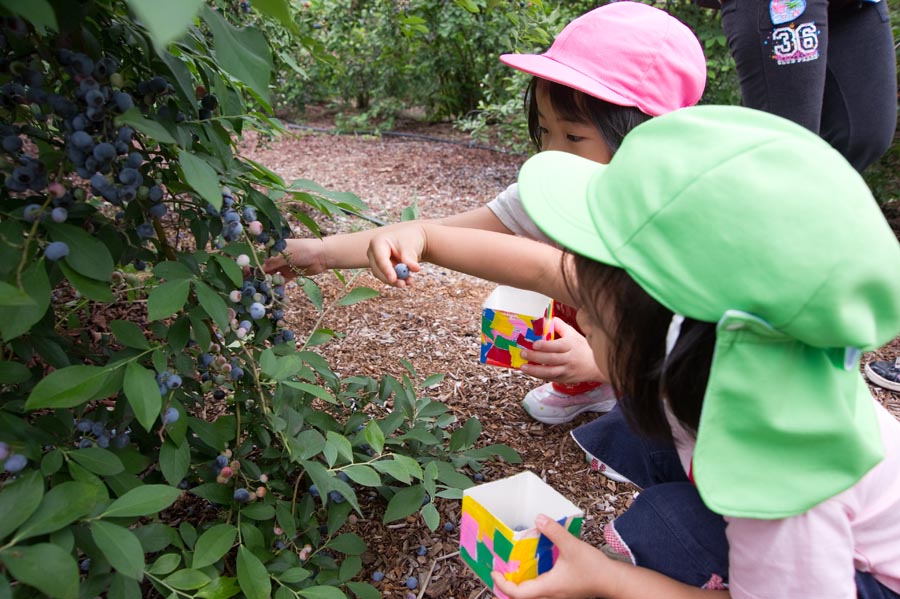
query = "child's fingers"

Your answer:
(549, 317), (578, 338)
